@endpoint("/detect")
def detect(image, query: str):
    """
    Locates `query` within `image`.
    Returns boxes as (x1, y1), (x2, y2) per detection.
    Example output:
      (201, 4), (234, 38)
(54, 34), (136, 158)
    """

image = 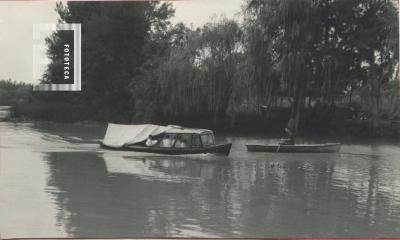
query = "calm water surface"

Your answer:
(1, 121), (400, 238)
